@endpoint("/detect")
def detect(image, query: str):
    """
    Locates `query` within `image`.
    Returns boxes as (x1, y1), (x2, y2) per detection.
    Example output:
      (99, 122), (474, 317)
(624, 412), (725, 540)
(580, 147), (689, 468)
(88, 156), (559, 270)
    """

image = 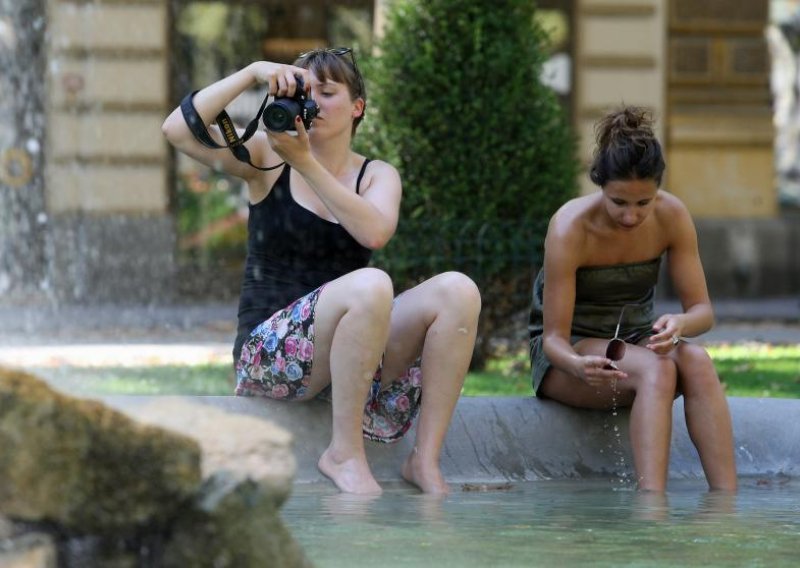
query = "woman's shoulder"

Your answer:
(350, 153), (397, 176)
(546, 195), (596, 257)
(352, 155), (401, 196)
(654, 189), (693, 225)
(550, 194), (597, 232)
(655, 188), (686, 208)
(360, 156), (398, 175)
